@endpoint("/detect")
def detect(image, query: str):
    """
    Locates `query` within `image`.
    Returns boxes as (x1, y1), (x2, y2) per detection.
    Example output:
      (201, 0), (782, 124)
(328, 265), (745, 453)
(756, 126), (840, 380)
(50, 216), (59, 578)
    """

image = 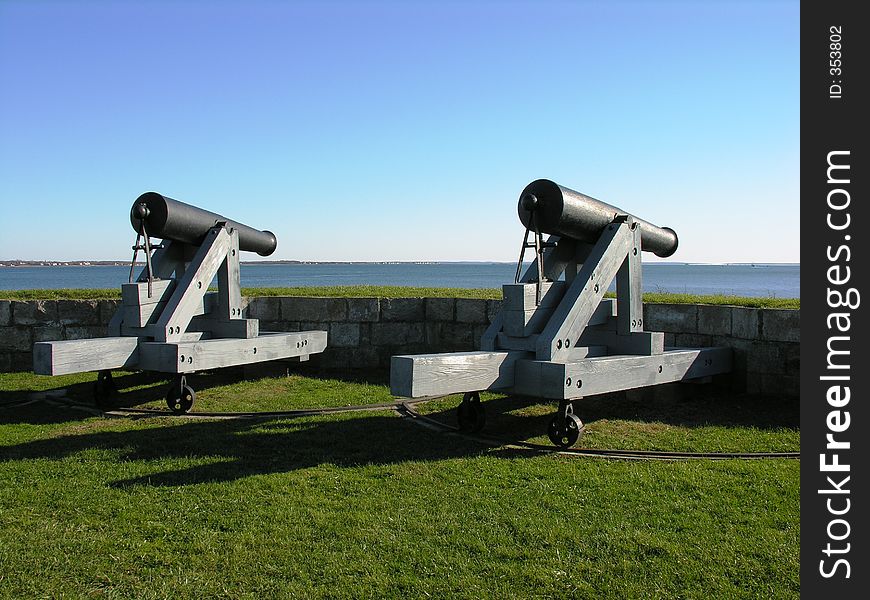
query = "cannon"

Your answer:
(391, 179), (732, 447)
(33, 193), (327, 412)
